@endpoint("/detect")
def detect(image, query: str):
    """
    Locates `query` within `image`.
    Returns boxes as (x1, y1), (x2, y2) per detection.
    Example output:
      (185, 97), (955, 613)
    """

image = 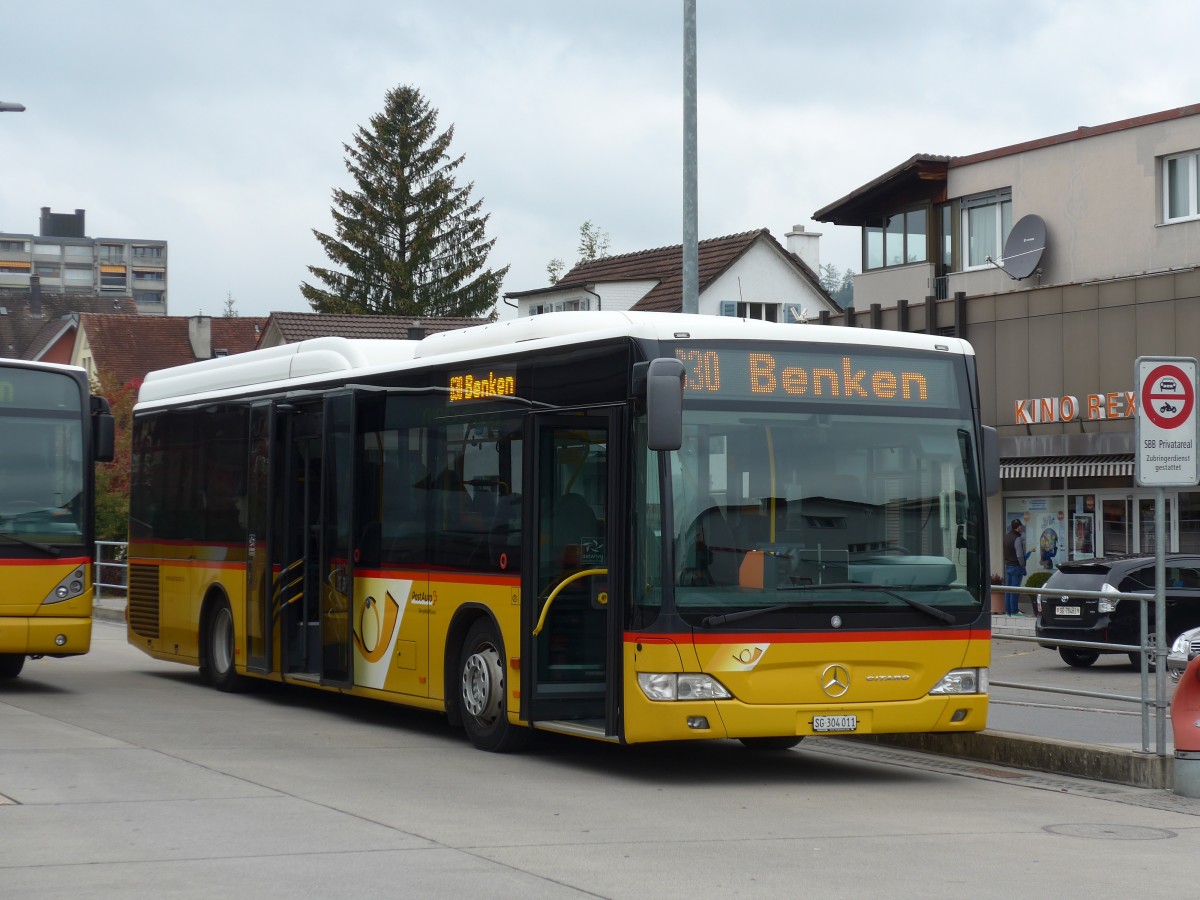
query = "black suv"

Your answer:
(1035, 556), (1200, 668)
